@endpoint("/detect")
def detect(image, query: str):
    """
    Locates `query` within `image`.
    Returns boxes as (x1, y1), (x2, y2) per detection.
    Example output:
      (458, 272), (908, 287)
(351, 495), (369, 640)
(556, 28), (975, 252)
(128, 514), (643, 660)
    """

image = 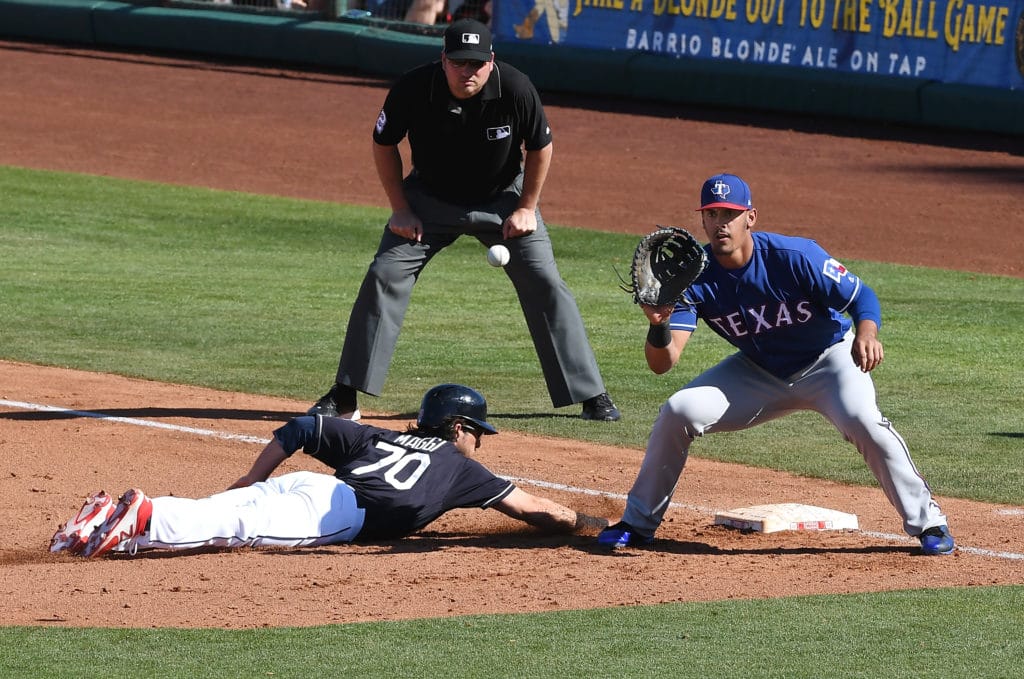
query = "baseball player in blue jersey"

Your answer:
(597, 173), (955, 556)
(50, 385), (608, 557)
